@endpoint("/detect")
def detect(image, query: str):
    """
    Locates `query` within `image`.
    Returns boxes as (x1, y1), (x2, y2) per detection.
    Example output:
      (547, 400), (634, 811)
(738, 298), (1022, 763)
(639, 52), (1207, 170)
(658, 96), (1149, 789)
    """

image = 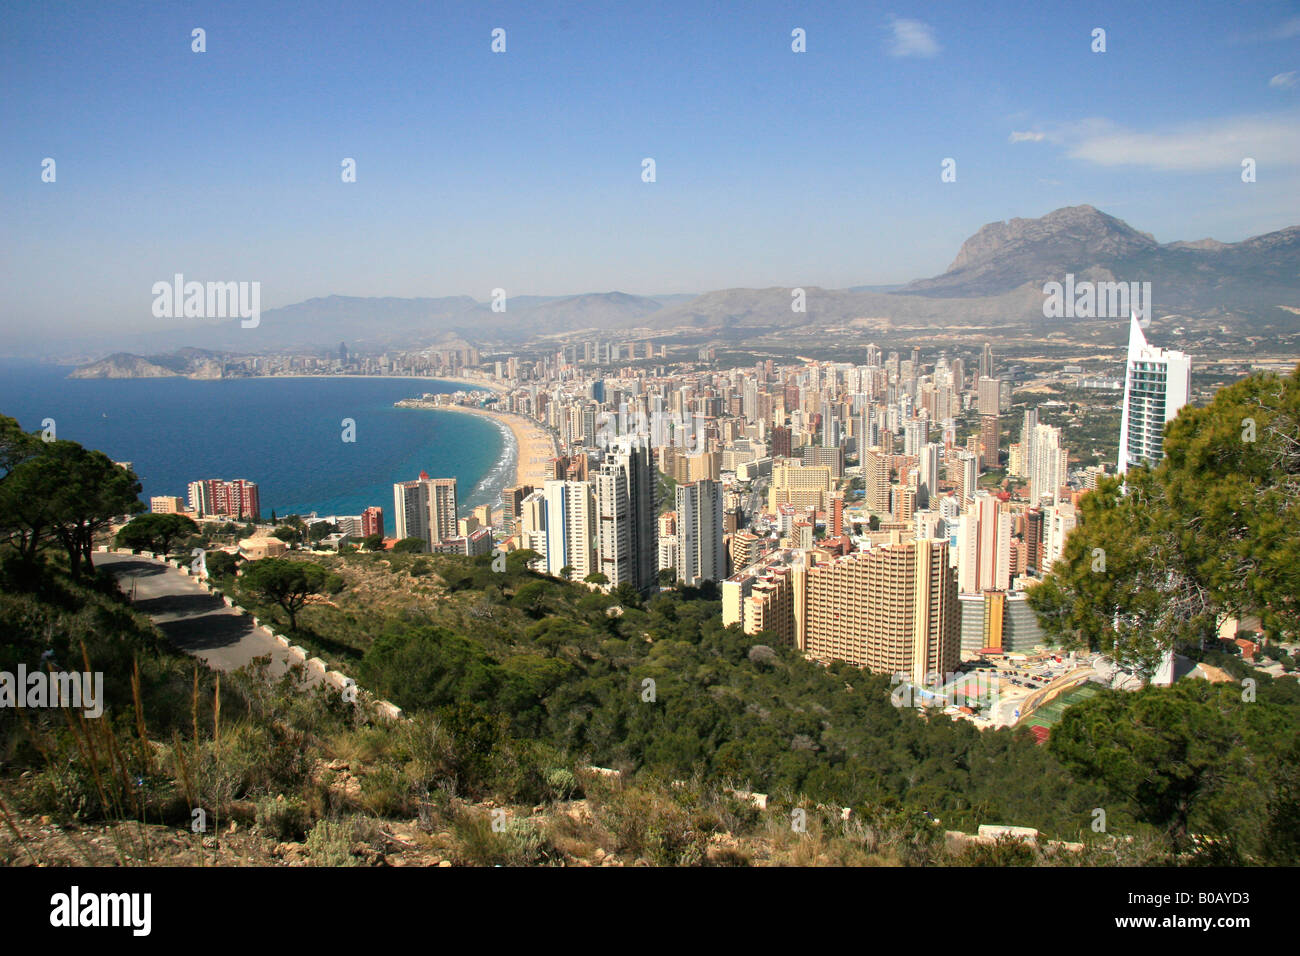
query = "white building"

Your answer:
(675, 478), (725, 587)
(594, 441), (657, 594)
(1118, 313), (1191, 474)
(542, 479), (595, 580)
(1029, 423), (1068, 507)
(1042, 501), (1078, 574)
